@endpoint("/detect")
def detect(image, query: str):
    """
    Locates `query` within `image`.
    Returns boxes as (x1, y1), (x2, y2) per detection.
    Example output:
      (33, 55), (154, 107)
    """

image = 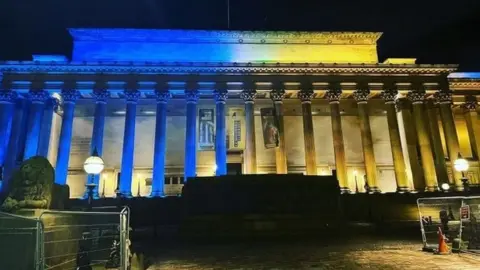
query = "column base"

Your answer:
(82, 192), (100, 200)
(118, 192), (133, 198)
(425, 186), (439, 192)
(367, 187), (381, 194)
(396, 187), (411, 194)
(149, 191), (165, 198)
(454, 185), (465, 192)
(340, 187), (351, 194)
